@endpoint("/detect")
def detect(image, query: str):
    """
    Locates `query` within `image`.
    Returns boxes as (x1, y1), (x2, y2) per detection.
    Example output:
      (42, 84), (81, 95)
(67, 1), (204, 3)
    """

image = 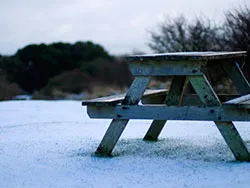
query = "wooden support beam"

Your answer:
(215, 121), (250, 161)
(142, 93), (242, 105)
(222, 61), (250, 95)
(95, 77), (151, 156)
(188, 75), (221, 106)
(143, 76), (186, 141)
(129, 61), (206, 76)
(82, 89), (167, 106)
(87, 105), (250, 121)
(95, 119), (129, 156)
